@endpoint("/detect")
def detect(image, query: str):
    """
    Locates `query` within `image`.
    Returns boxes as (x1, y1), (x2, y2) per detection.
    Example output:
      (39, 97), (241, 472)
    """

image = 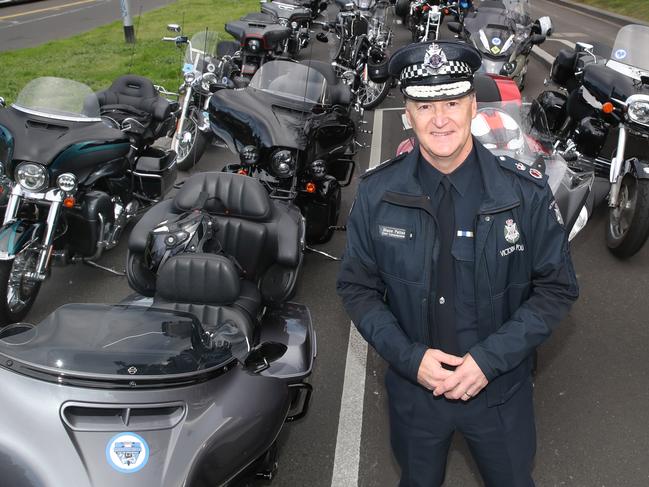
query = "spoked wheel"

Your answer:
(175, 114), (209, 171)
(359, 77), (391, 110)
(0, 251), (42, 326)
(606, 174), (649, 258)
